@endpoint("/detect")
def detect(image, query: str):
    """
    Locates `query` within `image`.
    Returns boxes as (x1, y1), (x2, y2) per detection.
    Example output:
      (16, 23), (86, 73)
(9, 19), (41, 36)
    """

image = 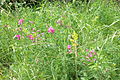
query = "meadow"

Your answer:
(0, 0), (120, 80)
